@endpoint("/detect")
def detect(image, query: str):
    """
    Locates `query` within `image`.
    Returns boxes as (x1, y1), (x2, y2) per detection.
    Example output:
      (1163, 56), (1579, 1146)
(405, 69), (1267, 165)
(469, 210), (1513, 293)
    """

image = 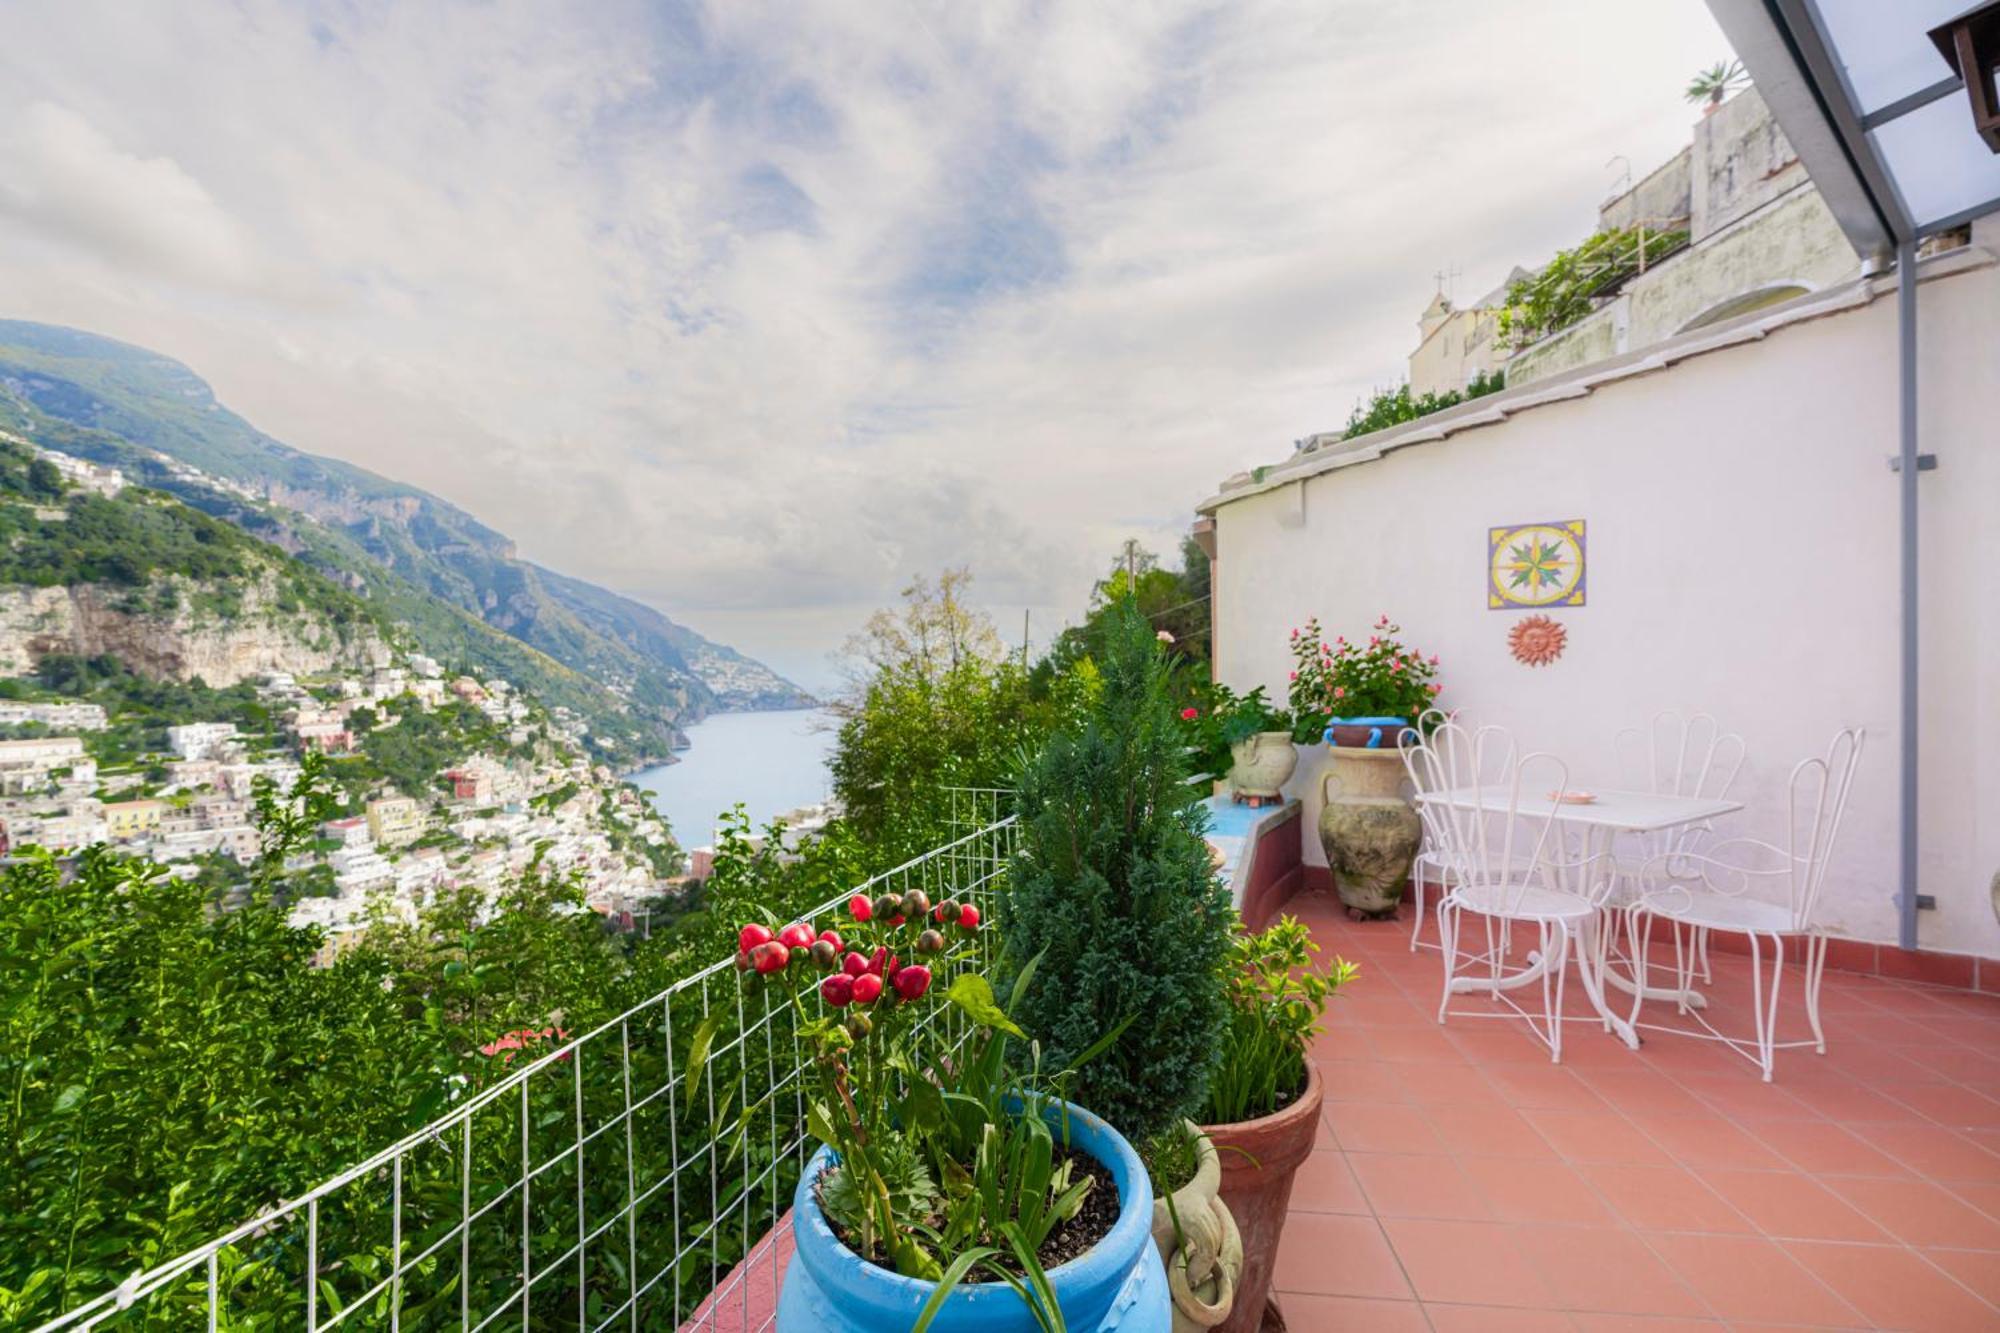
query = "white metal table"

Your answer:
(1415, 786), (1743, 1048)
